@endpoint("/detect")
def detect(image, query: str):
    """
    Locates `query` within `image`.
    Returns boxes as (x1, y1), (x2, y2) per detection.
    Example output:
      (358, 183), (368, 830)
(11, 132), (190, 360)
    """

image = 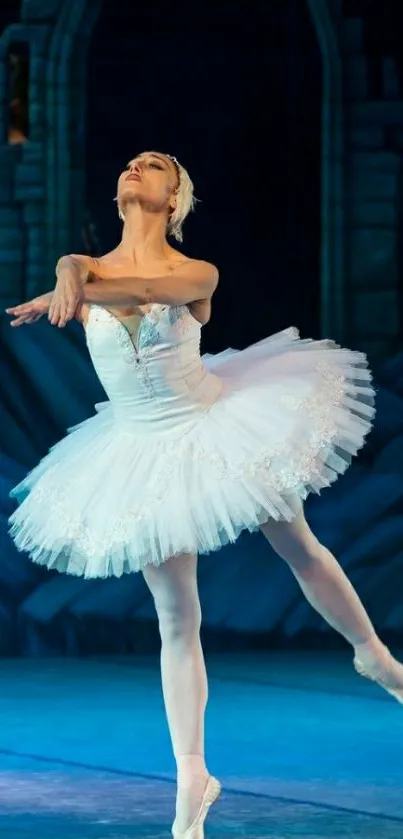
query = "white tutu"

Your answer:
(8, 305), (376, 578)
